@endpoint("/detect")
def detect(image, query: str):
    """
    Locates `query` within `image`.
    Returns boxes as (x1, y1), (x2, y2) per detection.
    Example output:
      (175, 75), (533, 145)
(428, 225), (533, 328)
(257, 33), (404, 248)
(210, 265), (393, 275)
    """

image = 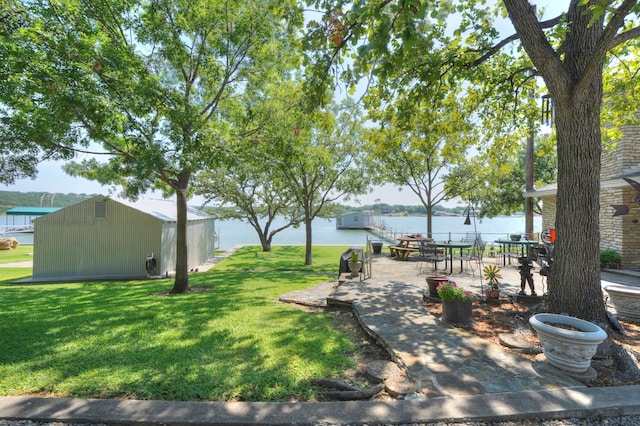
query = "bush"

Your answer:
(600, 249), (621, 269)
